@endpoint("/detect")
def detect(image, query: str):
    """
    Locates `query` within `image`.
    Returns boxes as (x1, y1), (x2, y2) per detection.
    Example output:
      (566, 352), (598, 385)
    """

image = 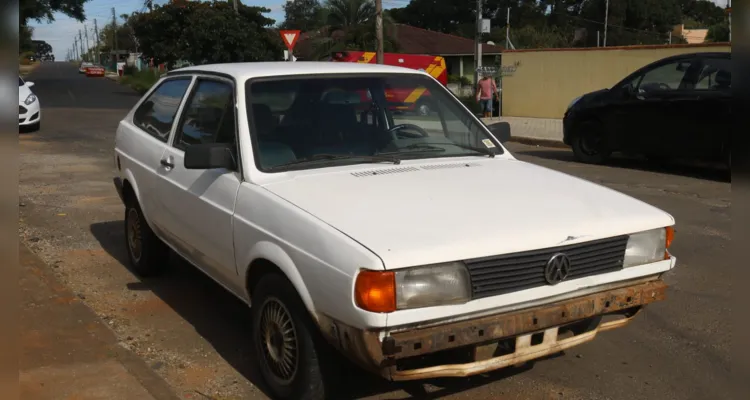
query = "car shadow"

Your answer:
(89, 220), (548, 399)
(514, 148), (730, 183)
